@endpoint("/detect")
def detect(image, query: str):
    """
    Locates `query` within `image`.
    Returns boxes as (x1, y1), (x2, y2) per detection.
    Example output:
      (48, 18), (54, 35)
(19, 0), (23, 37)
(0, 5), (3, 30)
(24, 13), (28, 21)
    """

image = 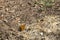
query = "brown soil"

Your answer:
(0, 0), (60, 40)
